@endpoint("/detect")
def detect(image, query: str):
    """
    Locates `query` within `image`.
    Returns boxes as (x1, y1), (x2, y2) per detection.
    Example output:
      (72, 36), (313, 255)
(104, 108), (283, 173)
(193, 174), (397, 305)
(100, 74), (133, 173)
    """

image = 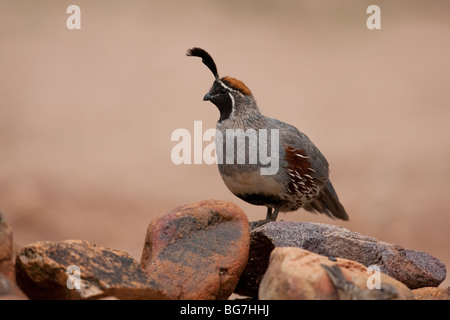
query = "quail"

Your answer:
(321, 264), (398, 300)
(187, 47), (349, 228)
